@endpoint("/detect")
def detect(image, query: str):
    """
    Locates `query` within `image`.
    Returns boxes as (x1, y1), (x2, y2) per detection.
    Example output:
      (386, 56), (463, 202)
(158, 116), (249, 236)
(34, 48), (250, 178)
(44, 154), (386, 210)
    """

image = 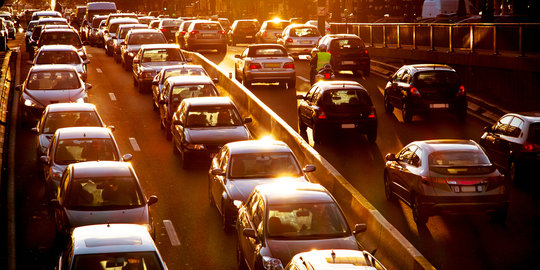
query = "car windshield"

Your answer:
(26, 71), (81, 90)
(290, 27), (319, 37)
(429, 150), (494, 175)
(163, 68), (207, 82)
(330, 38), (365, 50)
(171, 85), (218, 104)
(129, 33), (167, 44)
(43, 111), (101, 133)
(251, 47), (287, 57)
(267, 202), (349, 239)
(229, 152), (302, 179)
(415, 71), (459, 86)
(66, 176), (143, 209)
(321, 89), (371, 106)
(36, 51), (81, 65)
(194, 23), (221, 30)
(142, 48), (184, 62)
(163, 19), (182, 27)
(72, 252), (164, 270)
(54, 138), (119, 165)
(237, 21), (258, 29)
(186, 106), (242, 127)
(40, 32), (81, 47)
